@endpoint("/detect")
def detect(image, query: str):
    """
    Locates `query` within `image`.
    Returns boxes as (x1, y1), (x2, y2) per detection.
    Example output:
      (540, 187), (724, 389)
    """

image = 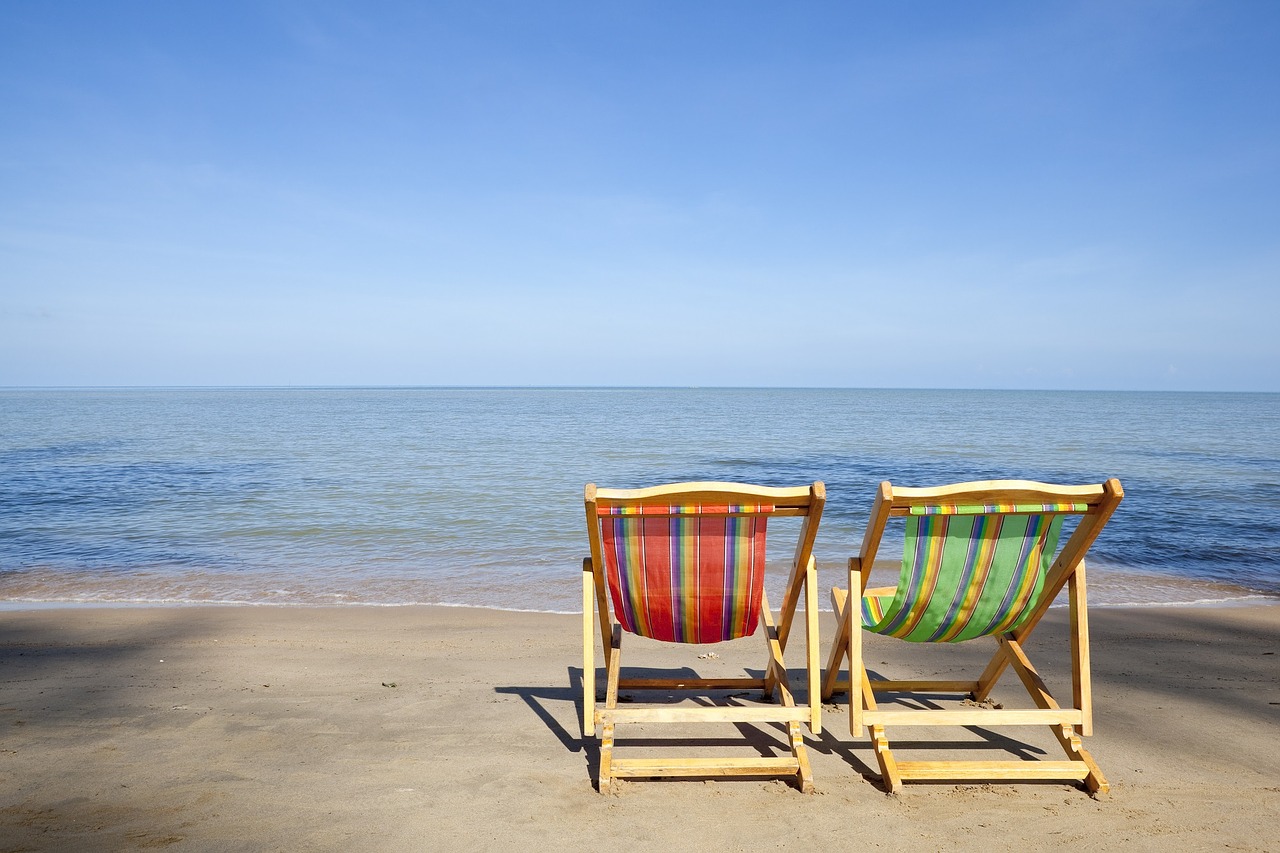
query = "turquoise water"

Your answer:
(1, 387), (1277, 611)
